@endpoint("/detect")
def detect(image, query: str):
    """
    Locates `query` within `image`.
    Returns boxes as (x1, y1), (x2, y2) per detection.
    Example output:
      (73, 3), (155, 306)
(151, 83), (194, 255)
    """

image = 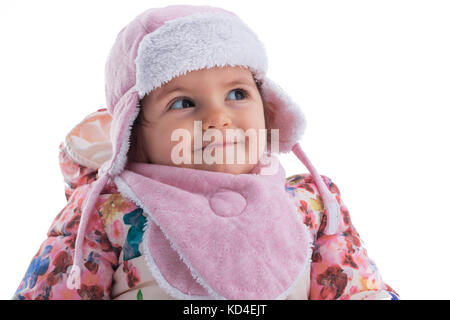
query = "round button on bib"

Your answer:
(208, 189), (247, 217)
